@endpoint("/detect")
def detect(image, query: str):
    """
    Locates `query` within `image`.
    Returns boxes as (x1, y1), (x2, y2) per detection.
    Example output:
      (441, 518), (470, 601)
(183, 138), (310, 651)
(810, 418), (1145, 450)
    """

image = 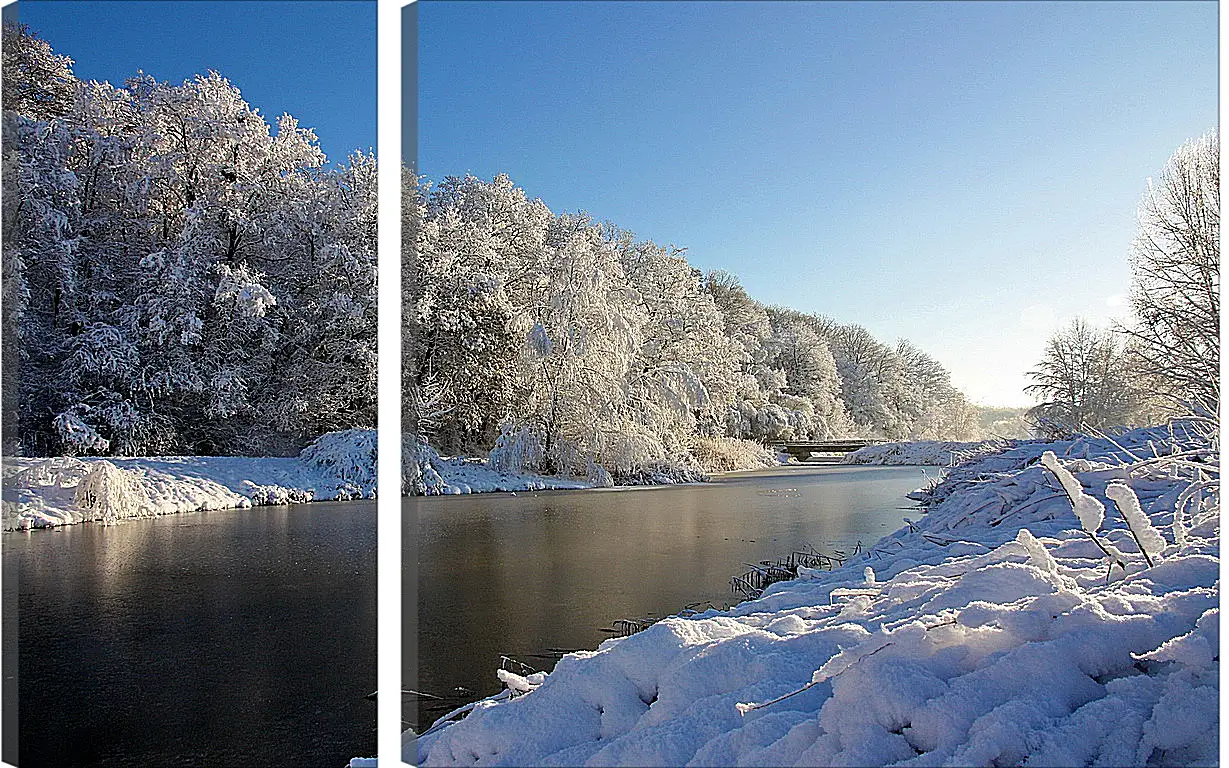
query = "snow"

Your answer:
(3, 429), (380, 530)
(411, 446), (591, 496)
(1107, 481), (1168, 566)
(411, 434), (766, 496)
(413, 421), (1218, 766)
(843, 439), (1010, 466)
(1041, 449), (1106, 534)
